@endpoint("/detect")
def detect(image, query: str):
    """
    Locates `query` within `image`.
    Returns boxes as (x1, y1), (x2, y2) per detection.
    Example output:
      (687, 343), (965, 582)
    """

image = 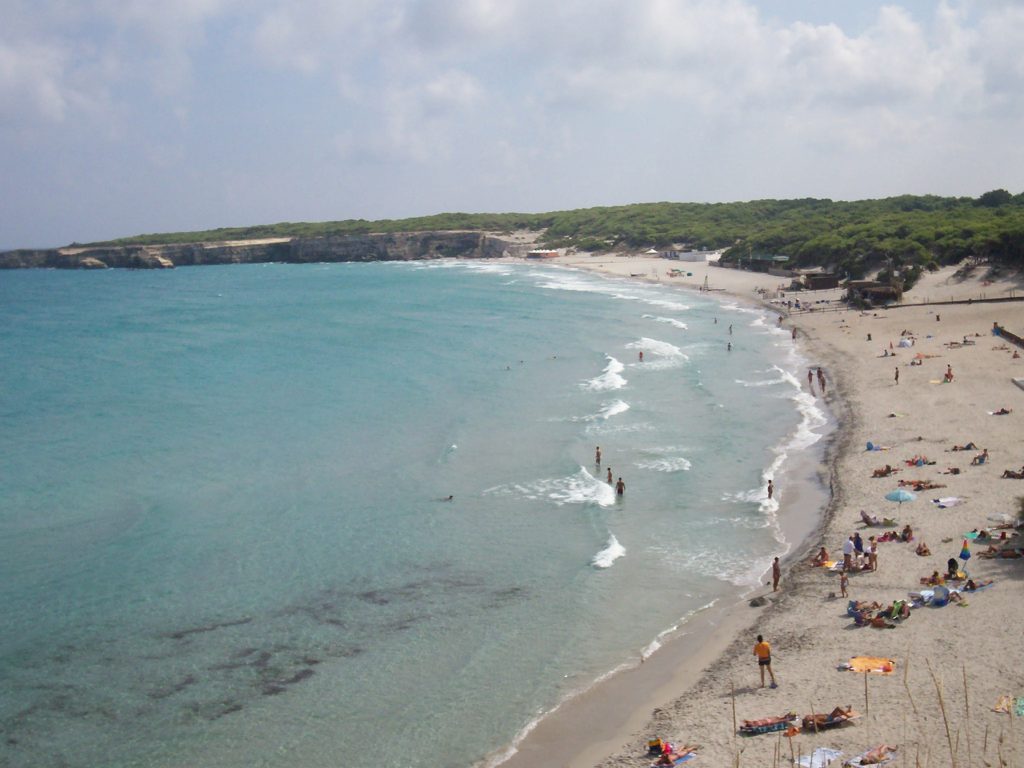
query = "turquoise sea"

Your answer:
(0, 260), (826, 767)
